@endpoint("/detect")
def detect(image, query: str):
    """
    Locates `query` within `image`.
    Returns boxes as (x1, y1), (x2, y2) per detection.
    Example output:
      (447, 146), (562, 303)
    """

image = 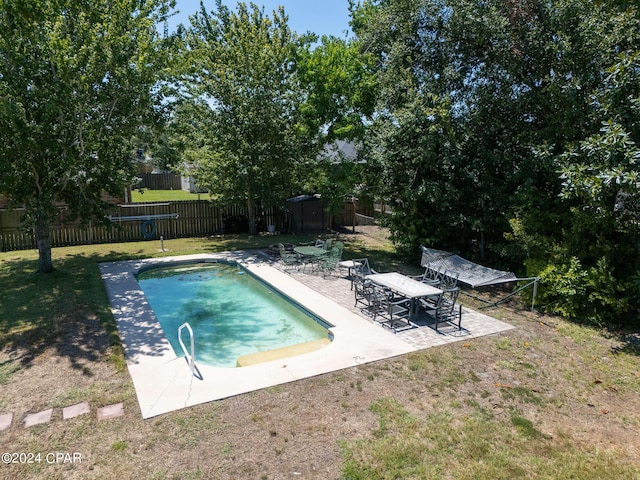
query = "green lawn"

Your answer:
(131, 188), (208, 202)
(0, 234), (638, 479)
